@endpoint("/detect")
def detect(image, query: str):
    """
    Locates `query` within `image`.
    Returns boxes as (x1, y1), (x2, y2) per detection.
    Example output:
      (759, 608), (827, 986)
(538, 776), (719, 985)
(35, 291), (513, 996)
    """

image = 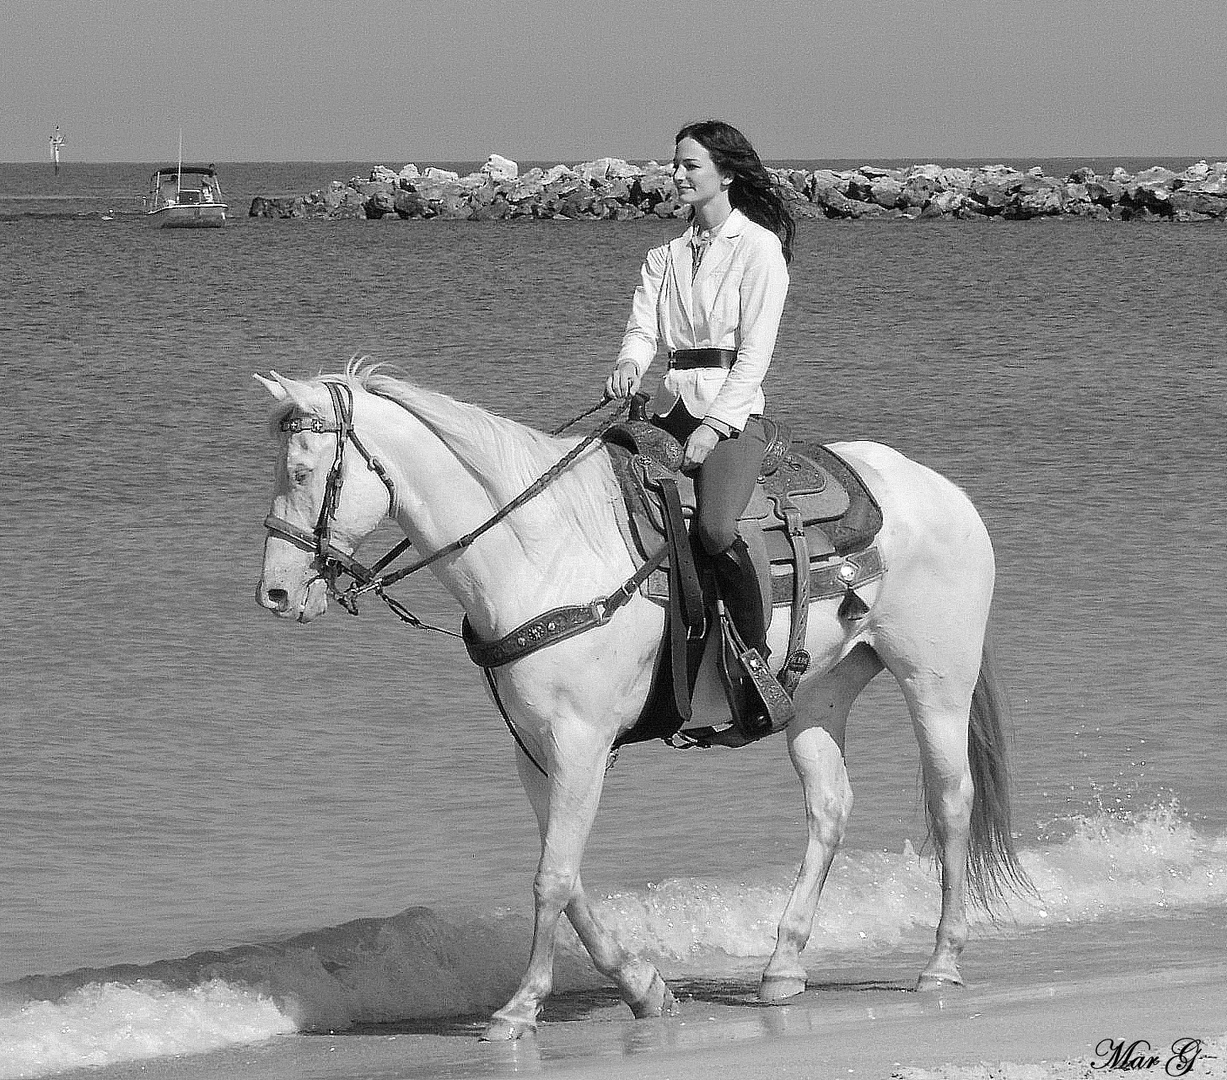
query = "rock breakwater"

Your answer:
(249, 154), (1227, 222)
